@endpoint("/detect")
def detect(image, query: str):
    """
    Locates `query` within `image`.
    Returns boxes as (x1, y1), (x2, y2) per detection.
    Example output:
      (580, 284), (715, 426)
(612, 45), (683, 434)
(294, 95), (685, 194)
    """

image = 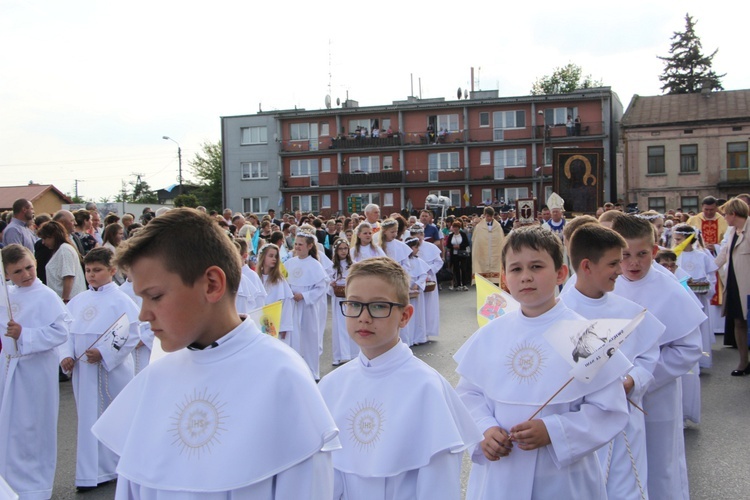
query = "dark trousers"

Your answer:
(451, 254), (471, 287)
